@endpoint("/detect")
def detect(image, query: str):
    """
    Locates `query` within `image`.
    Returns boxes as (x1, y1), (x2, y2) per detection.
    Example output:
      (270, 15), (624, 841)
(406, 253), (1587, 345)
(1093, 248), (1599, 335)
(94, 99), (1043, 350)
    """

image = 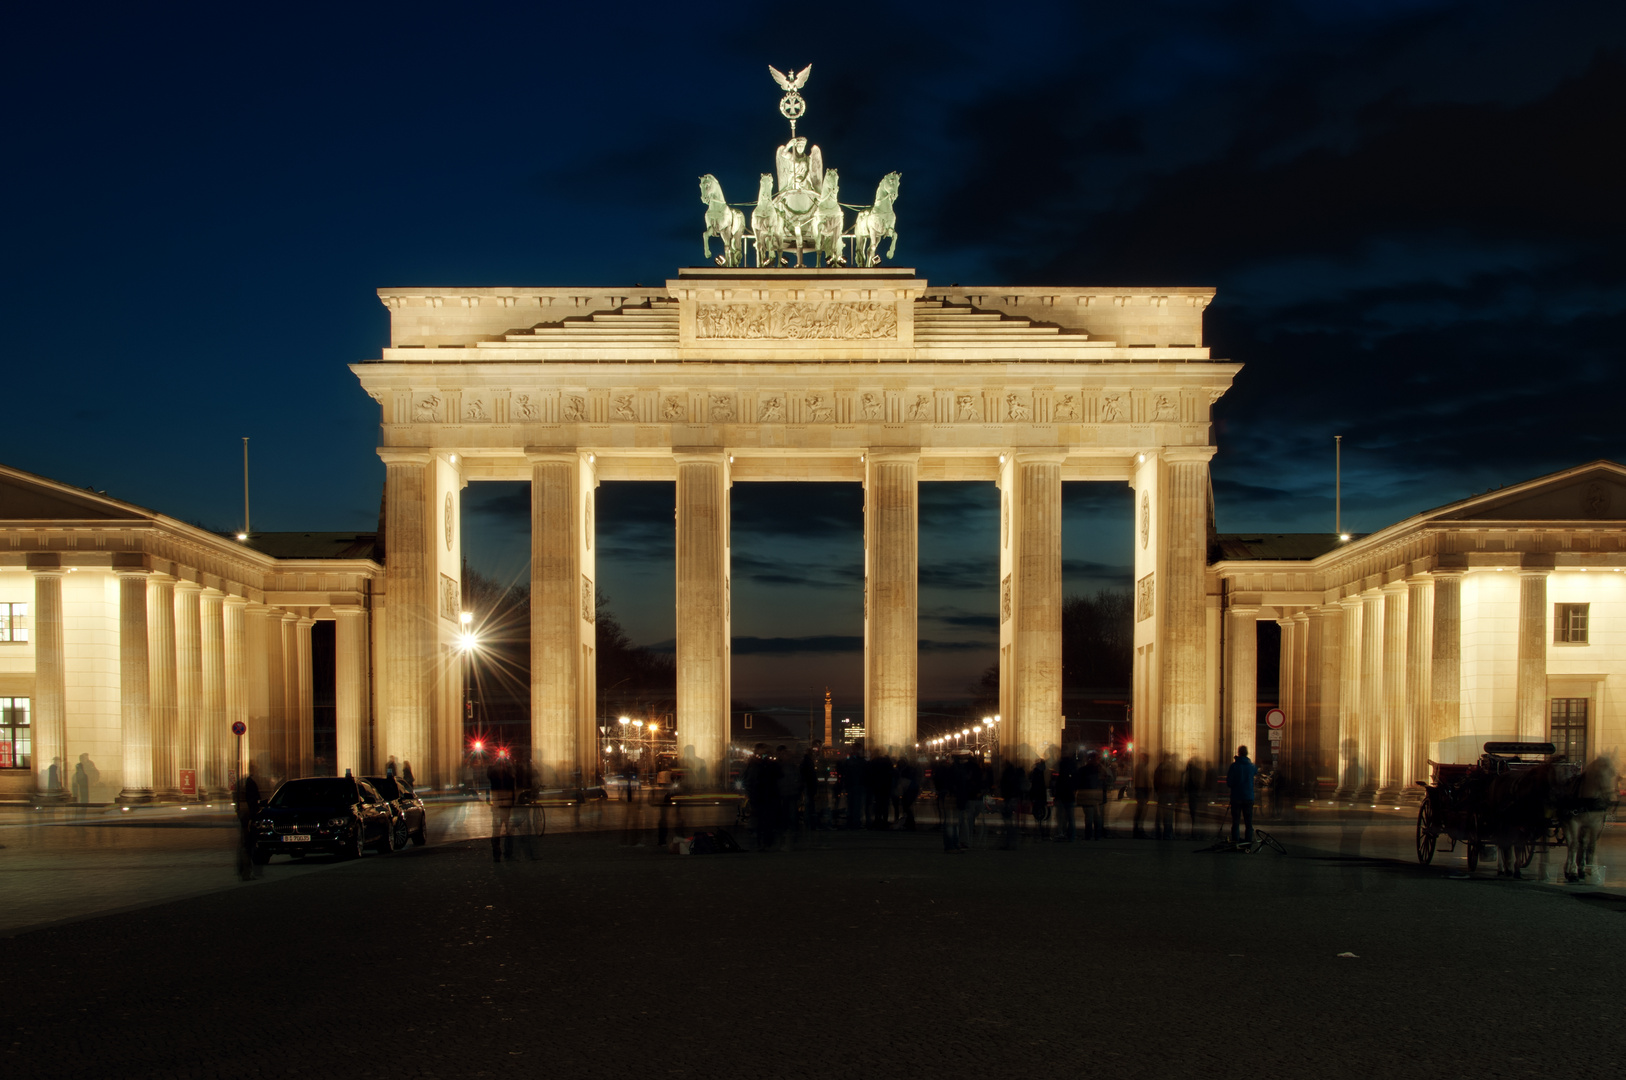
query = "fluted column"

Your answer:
(200, 589), (227, 799)
(334, 605), (369, 779)
(1290, 612), (1310, 771)
(148, 574), (179, 798)
(1299, 609), (1325, 782)
(223, 596), (248, 784)
(1333, 597), (1362, 799)
(116, 569), (154, 802)
(381, 450), (434, 789)
(29, 563), (68, 802)
(281, 613), (300, 778)
(998, 453), (1063, 764)
(264, 607), (287, 780)
(244, 602), (272, 777)
(1377, 583), (1408, 802)
(530, 451), (598, 787)
(1515, 569), (1548, 741)
(1313, 601), (1339, 790)
(674, 452), (730, 788)
(174, 580), (202, 797)
(296, 617), (315, 777)
(1402, 577), (1433, 800)
(1159, 453), (1212, 761)
(1224, 607), (1258, 764)
(1428, 570), (1463, 761)
(1356, 591), (1383, 801)
(1276, 615), (1296, 768)
(864, 452), (918, 756)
